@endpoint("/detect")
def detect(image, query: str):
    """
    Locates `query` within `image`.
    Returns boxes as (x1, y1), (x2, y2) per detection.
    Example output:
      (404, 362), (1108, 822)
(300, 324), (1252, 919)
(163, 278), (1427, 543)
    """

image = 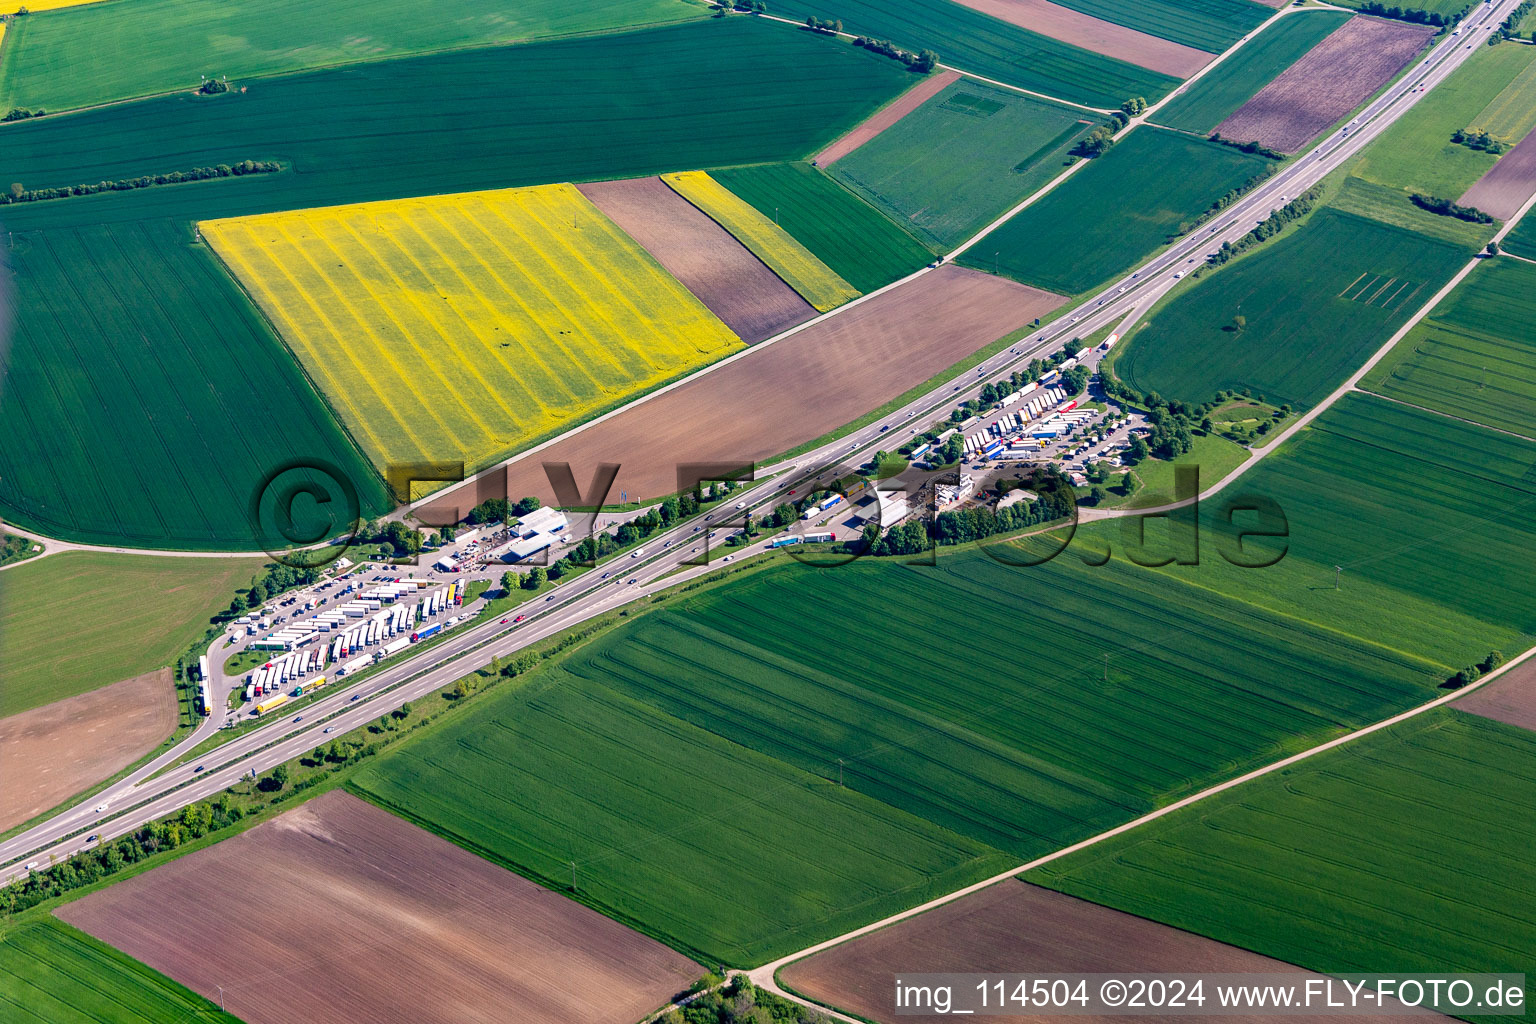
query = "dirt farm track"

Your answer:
(57, 791), (701, 1024)
(0, 669), (175, 833)
(780, 881), (1437, 1024)
(420, 265), (1063, 517)
(1214, 16), (1434, 153)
